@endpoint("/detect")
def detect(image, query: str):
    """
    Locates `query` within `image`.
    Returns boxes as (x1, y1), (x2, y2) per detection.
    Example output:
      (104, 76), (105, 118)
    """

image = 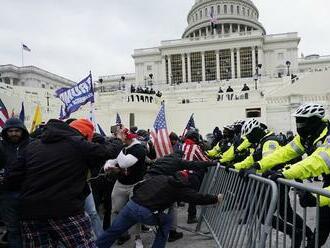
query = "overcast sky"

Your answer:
(1, 0), (329, 82)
